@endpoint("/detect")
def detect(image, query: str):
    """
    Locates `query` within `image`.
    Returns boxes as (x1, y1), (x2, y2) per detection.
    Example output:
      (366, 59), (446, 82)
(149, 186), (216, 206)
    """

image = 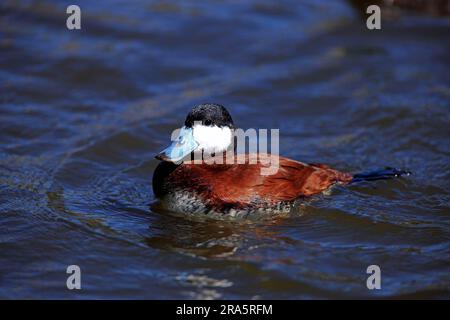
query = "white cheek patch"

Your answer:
(193, 125), (232, 154)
